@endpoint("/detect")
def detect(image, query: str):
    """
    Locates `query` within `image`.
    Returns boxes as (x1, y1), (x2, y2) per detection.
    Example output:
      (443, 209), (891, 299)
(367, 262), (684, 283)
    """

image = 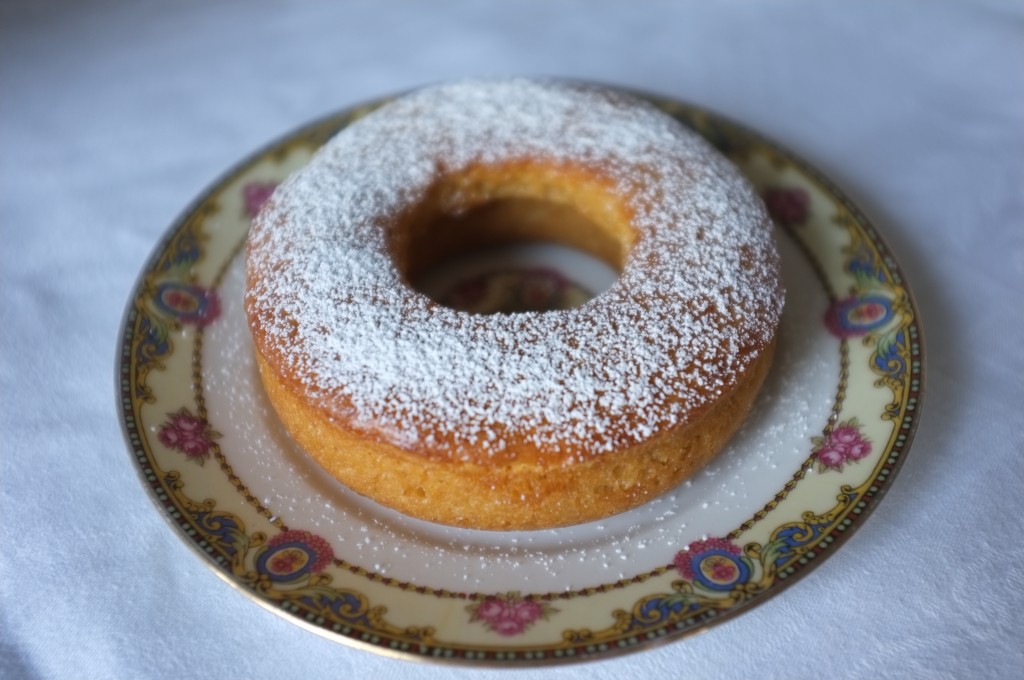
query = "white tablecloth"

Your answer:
(3, 1), (1023, 678)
